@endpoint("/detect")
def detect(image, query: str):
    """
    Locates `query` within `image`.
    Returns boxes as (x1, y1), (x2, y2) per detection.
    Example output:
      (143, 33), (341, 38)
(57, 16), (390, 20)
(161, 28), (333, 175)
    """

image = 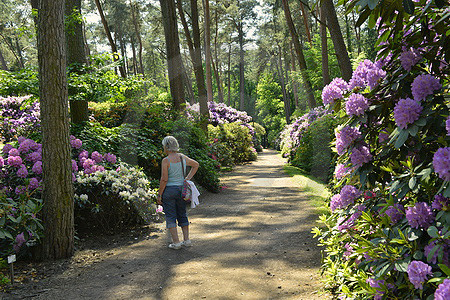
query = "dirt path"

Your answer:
(3, 149), (329, 300)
